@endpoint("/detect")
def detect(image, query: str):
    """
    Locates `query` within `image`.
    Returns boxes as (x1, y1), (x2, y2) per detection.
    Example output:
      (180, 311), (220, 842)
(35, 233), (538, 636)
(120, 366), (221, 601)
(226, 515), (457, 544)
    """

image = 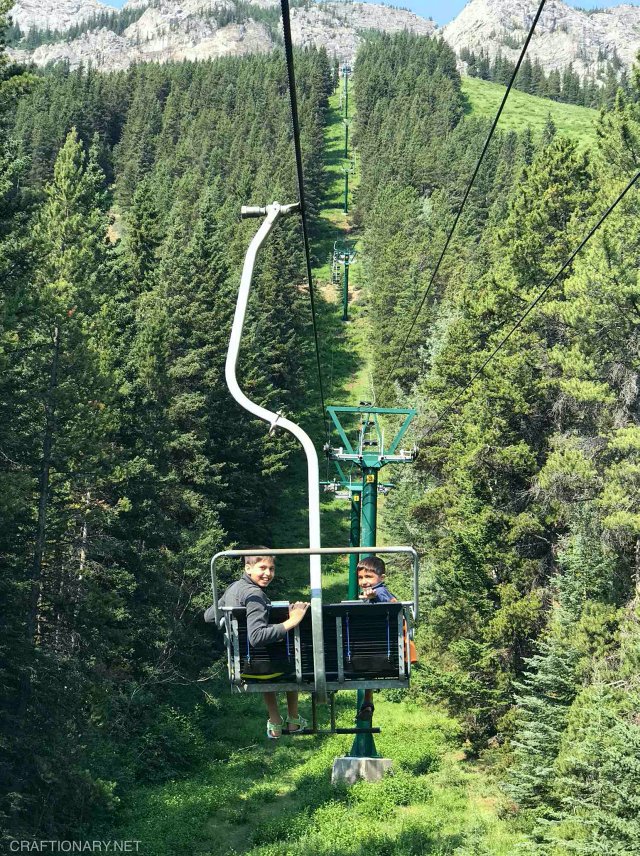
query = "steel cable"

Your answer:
(383, 0), (548, 393)
(280, 0), (330, 440)
(425, 168), (640, 437)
